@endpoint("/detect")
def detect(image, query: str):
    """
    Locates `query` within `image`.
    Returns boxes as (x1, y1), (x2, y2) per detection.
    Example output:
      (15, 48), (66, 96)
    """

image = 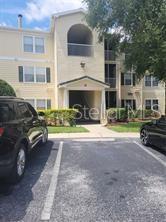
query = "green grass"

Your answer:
(48, 126), (89, 134)
(107, 121), (149, 133)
